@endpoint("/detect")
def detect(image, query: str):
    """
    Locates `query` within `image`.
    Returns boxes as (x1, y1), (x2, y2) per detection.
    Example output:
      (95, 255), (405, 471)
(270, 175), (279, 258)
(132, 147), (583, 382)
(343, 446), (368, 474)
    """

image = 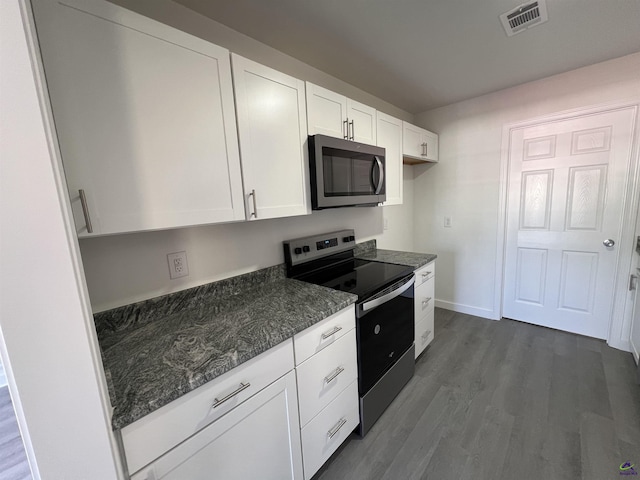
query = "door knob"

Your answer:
(603, 239), (615, 247)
